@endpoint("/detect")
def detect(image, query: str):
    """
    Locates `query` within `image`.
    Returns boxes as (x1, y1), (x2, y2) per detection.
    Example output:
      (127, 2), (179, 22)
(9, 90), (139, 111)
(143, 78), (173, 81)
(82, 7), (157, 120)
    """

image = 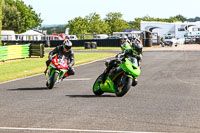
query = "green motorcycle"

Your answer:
(45, 55), (69, 89)
(93, 49), (141, 97)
